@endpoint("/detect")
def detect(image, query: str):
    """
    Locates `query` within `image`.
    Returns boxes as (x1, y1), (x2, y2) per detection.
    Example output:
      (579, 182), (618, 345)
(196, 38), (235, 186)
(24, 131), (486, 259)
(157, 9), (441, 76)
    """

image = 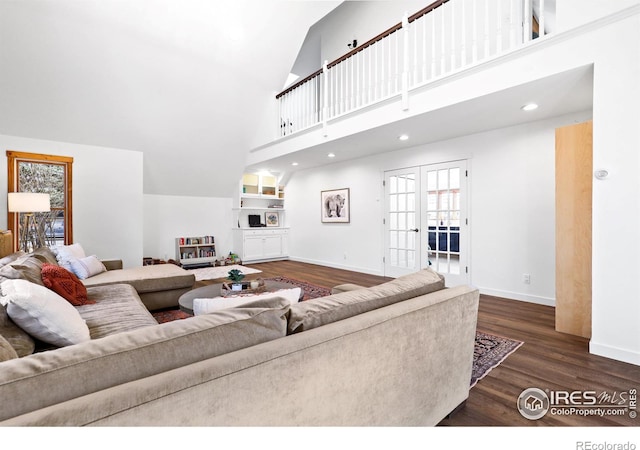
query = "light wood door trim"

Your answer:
(555, 121), (593, 338)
